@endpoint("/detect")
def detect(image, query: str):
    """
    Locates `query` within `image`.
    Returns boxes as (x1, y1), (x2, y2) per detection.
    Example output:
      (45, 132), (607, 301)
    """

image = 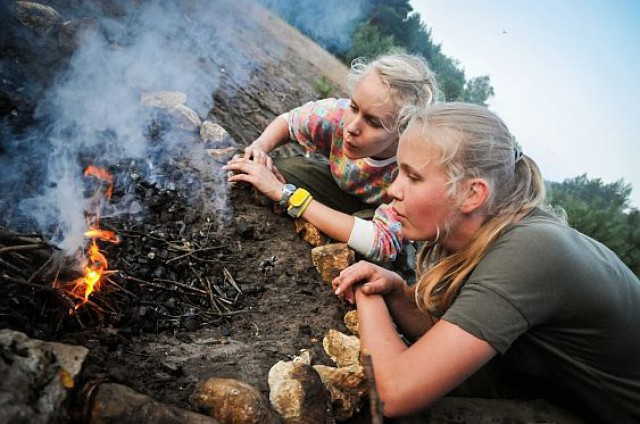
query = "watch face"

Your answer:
(283, 184), (296, 194)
